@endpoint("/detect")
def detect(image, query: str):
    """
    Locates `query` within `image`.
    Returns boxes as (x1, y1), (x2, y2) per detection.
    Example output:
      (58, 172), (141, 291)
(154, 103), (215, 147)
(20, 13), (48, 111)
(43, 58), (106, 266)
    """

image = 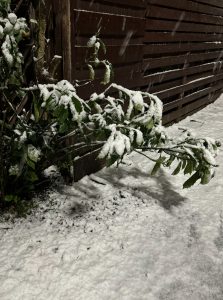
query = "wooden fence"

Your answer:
(33, 0), (223, 180)
(144, 0), (223, 124)
(52, 0), (223, 126)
